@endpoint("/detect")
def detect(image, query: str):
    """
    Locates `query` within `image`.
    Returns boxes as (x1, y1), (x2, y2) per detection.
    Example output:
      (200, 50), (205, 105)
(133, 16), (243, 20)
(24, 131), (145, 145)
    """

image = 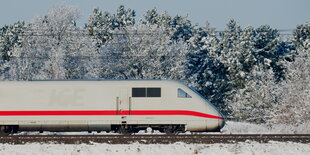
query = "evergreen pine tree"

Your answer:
(85, 8), (113, 48)
(0, 21), (25, 61)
